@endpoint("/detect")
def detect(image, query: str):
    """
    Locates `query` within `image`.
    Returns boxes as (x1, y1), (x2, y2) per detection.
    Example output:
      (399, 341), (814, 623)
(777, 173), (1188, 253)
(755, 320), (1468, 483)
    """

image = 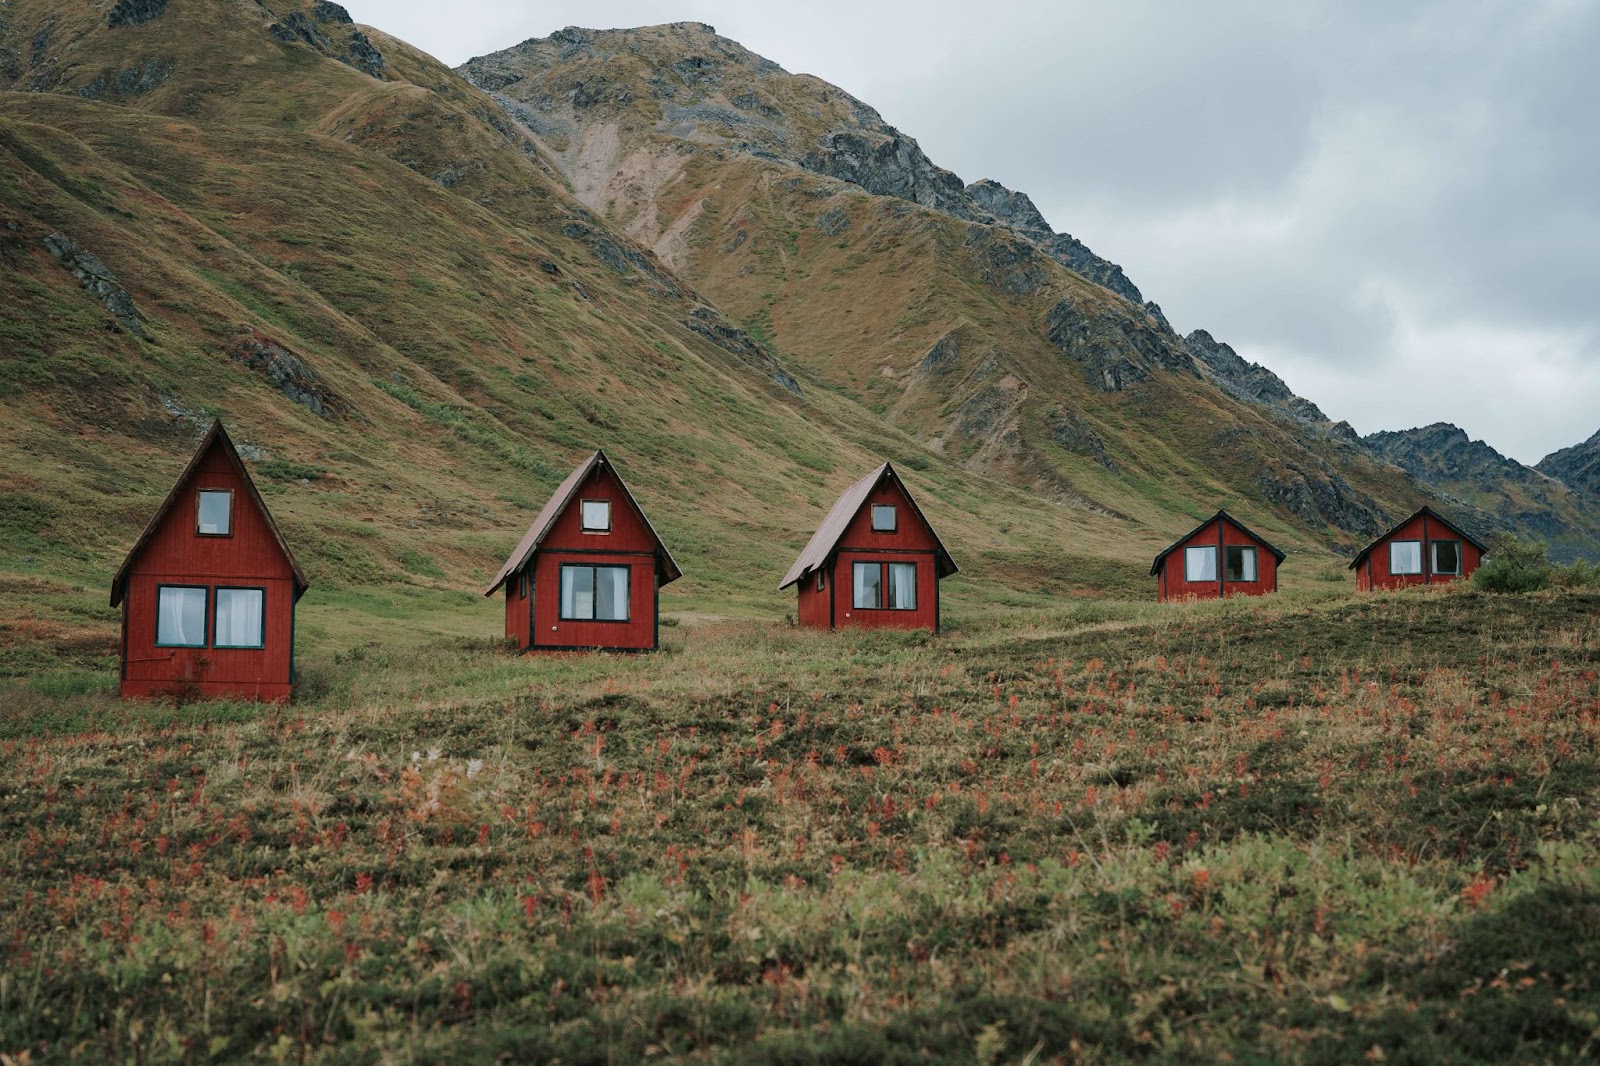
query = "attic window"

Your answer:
(871, 504), (897, 533)
(1224, 546), (1258, 582)
(1432, 540), (1461, 575)
(1390, 540), (1423, 575)
(197, 490), (233, 536)
(1184, 546), (1217, 583)
(581, 499), (611, 533)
